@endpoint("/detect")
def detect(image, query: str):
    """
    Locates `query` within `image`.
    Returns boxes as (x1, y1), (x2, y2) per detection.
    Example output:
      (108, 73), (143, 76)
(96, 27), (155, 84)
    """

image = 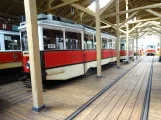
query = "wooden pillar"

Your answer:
(24, 0), (45, 112)
(132, 30), (135, 61)
(159, 19), (161, 61)
(116, 0), (120, 67)
(125, 0), (129, 61)
(95, 0), (102, 77)
(136, 29), (138, 59)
